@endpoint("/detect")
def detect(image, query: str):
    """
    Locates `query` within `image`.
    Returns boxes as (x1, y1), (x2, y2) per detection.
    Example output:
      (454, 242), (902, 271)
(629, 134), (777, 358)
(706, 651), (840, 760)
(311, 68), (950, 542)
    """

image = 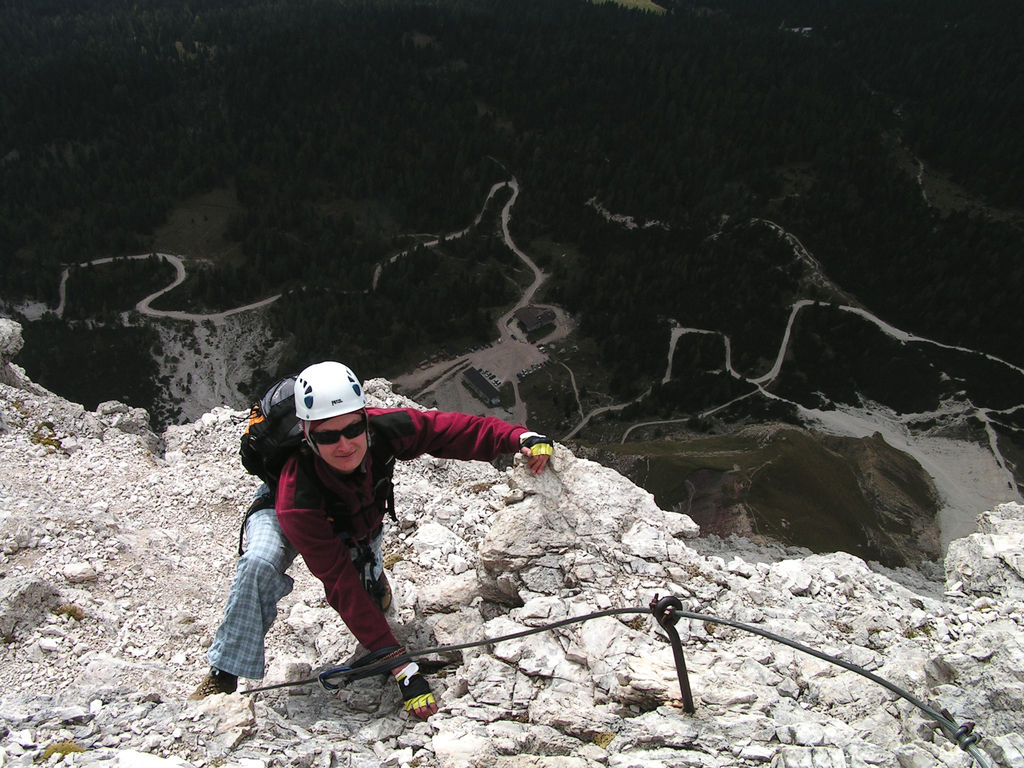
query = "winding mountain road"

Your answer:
(392, 178), (575, 424)
(46, 179), (575, 430)
(38, 188), (1023, 539)
(54, 253), (280, 323)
